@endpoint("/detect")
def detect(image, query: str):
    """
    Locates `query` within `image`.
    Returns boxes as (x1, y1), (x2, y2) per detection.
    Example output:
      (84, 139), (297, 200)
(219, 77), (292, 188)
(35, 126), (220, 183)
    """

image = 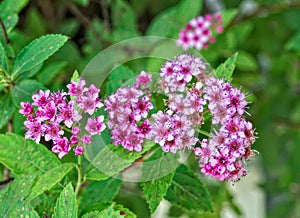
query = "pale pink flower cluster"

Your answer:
(104, 72), (153, 152)
(194, 78), (256, 181)
(19, 78), (106, 159)
(157, 54), (256, 182)
(177, 13), (223, 50)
